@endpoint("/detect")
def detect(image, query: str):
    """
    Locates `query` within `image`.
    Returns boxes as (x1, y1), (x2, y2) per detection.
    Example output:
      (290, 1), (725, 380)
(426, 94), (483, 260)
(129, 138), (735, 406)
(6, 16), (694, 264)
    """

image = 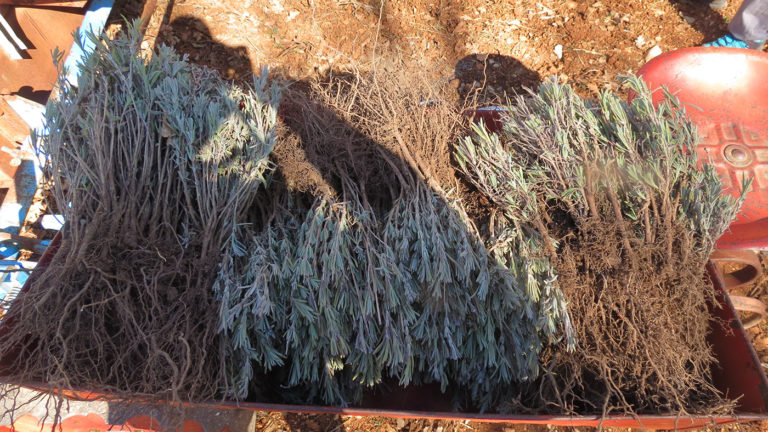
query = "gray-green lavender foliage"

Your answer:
(37, 22), (280, 251)
(216, 193), (404, 404)
(454, 77), (745, 414)
(455, 76), (745, 255)
(215, 177), (574, 409)
(24, 22), (280, 400)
